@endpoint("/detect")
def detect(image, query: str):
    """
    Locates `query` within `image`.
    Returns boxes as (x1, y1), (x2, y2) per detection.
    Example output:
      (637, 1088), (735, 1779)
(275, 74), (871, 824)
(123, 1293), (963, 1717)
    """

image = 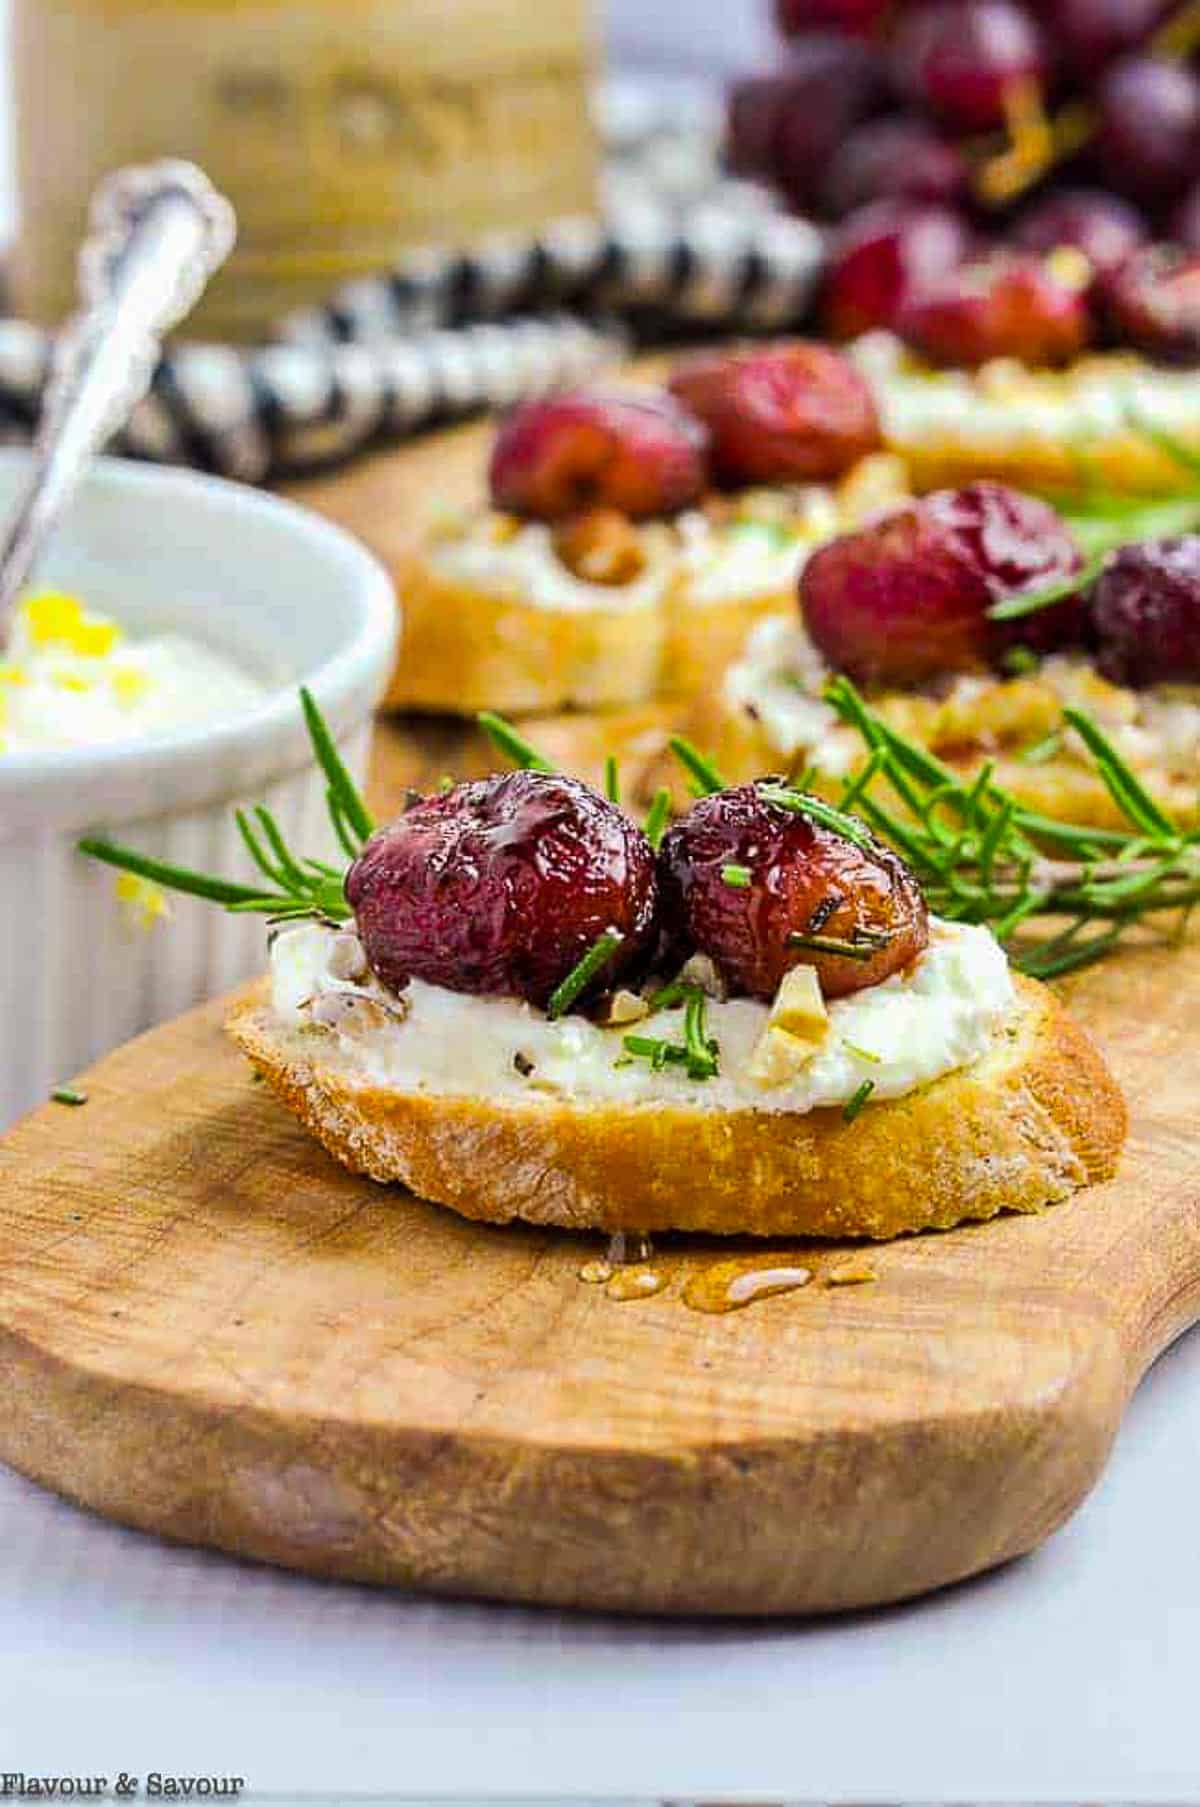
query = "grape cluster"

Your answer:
(729, 0), (1200, 363)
